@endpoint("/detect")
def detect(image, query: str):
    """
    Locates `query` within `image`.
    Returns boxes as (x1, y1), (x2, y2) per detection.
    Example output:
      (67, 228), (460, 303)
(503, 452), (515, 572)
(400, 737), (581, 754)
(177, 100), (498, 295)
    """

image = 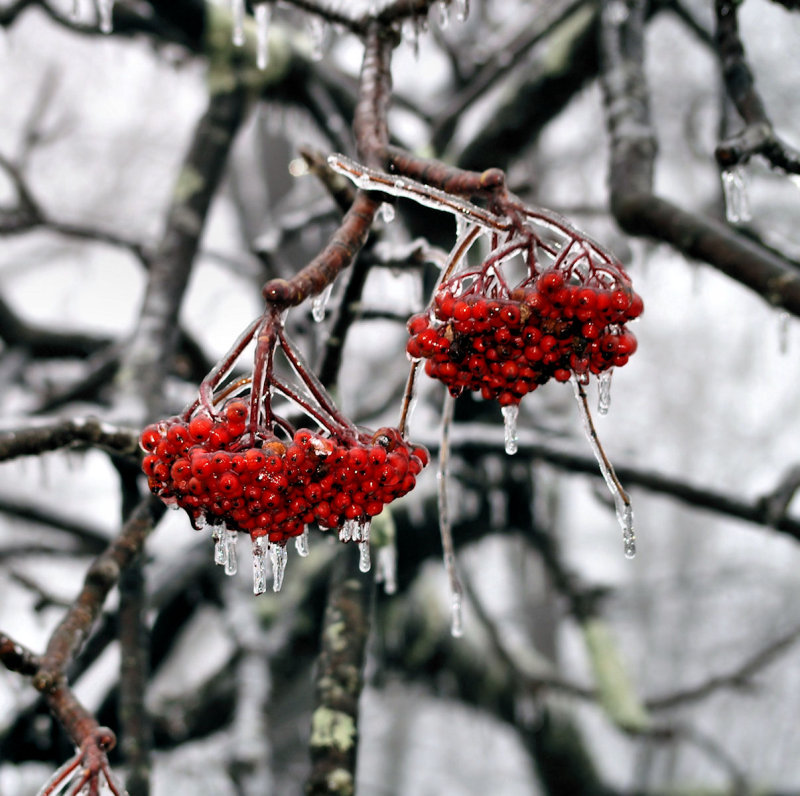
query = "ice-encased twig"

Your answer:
(328, 154), (511, 233)
(439, 392), (465, 636)
(571, 377), (636, 558)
